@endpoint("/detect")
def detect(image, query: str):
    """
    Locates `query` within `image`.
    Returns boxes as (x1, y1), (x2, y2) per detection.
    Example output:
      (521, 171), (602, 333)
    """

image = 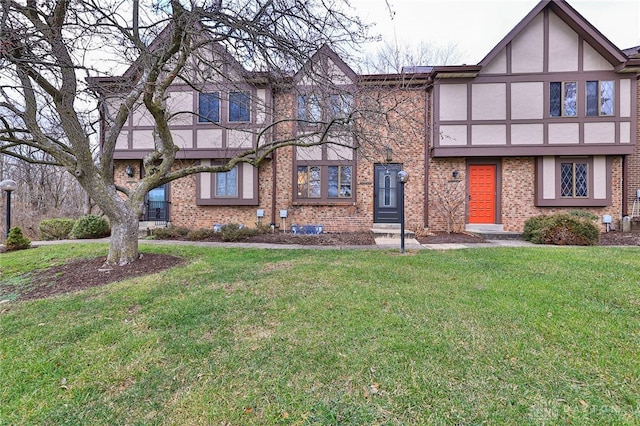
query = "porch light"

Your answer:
(125, 164), (135, 178)
(385, 146), (393, 163)
(452, 170), (459, 179)
(0, 179), (17, 238)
